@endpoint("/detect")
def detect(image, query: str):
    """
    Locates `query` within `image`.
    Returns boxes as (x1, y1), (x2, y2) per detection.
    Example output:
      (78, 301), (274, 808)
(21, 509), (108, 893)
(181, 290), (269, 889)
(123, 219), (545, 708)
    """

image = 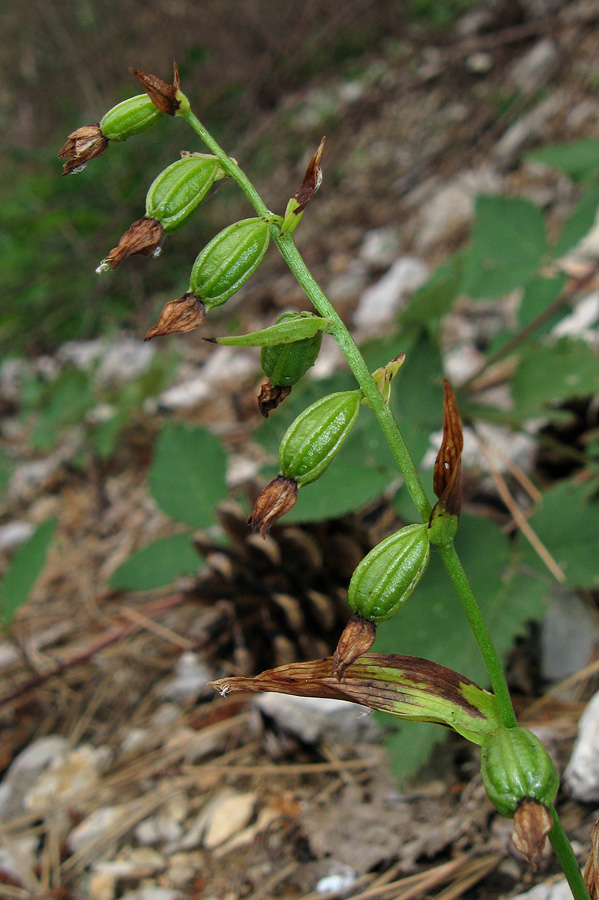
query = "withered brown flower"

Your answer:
(257, 380), (292, 418)
(331, 613), (377, 679)
(247, 475), (298, 538)
(130, 63), (182, 116)
(145, 293), (206, 340)
(105, 217), (164, 269)
(58, 124), (108, 176)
